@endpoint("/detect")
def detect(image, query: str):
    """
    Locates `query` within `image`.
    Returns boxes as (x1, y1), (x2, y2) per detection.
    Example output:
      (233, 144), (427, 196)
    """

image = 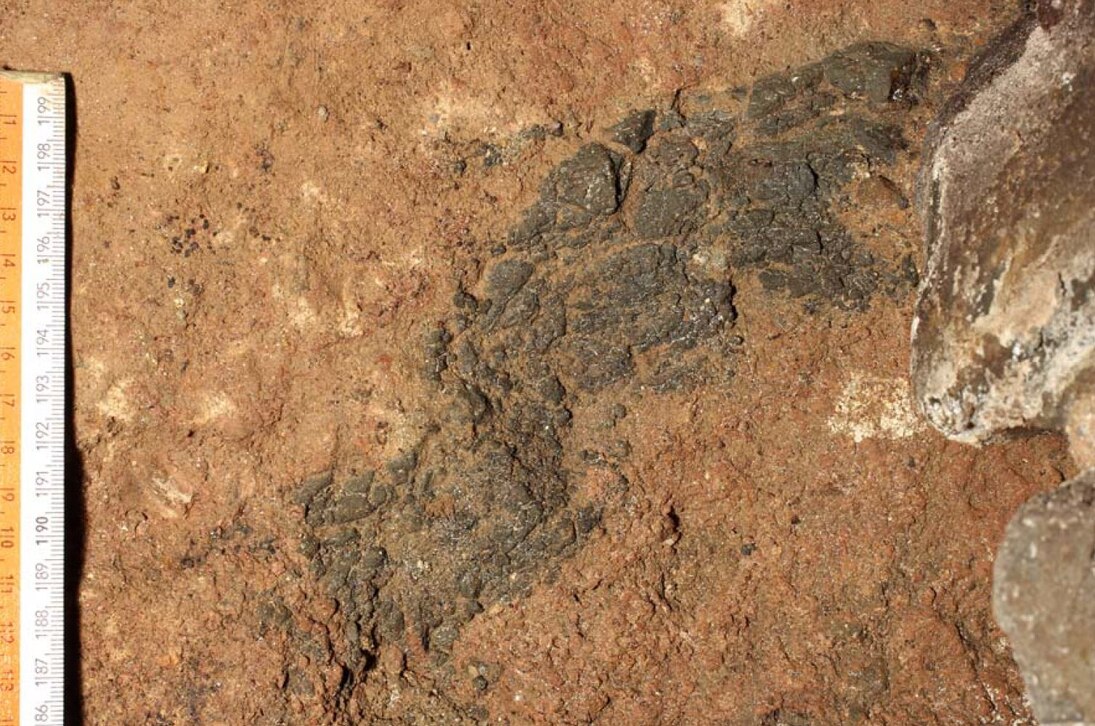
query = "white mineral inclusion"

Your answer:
(829, 373), (926, 443)
(719, 0), (775, 37)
